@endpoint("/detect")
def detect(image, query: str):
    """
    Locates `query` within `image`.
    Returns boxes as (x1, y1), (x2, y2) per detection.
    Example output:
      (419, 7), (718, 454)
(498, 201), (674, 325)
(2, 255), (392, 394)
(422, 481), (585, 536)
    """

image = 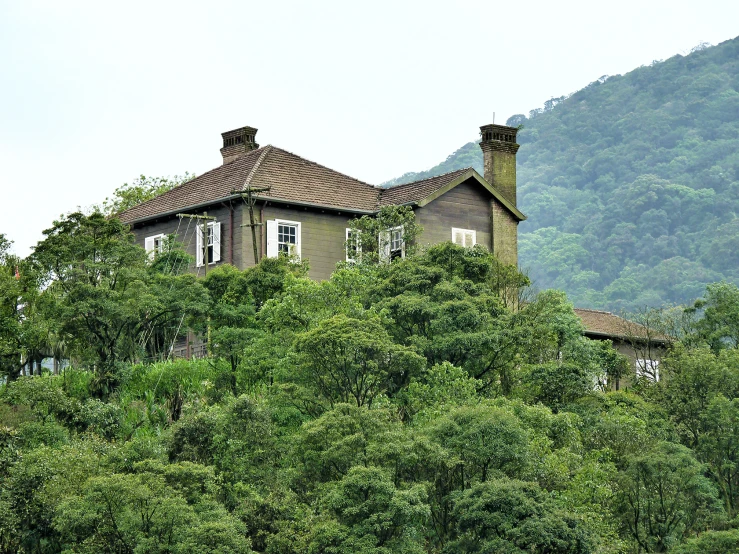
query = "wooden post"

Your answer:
(232, 185), (271, 265)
